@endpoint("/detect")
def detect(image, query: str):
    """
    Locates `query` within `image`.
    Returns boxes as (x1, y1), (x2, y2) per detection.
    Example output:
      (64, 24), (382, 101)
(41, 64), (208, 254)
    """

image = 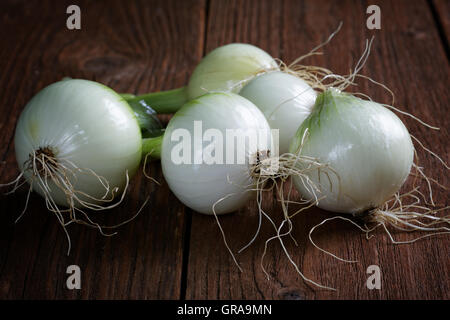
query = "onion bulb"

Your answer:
(186, 43), (278, 99)
(13, 79), (143, 210)
(289, 88), (414, 214)
(160, 92), (273, 214)
(240, 71), (317, 154)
